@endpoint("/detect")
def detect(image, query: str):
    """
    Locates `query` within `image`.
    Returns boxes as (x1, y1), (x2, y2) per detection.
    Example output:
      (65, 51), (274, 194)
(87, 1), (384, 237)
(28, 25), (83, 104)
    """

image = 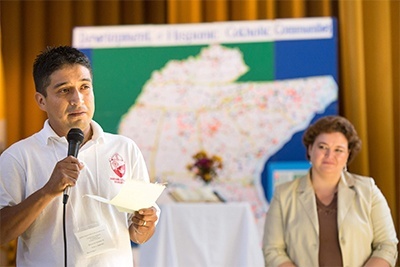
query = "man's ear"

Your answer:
(35, 92), (46, 111)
